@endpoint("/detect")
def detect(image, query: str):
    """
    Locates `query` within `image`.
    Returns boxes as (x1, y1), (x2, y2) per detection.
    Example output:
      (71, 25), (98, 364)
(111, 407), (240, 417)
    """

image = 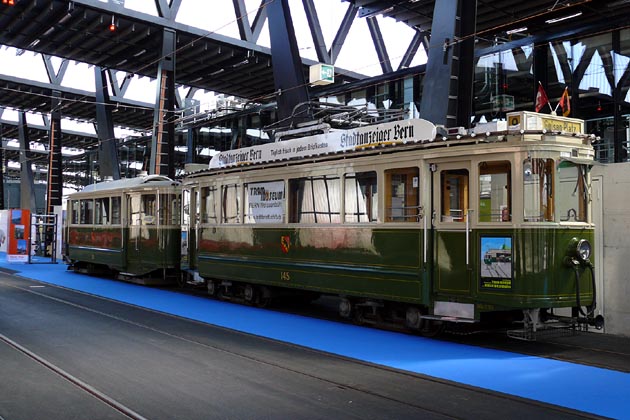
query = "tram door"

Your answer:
(126, 192), (156, 269)
(180, 187), (199, 272)
(430, 162), (473, 305)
